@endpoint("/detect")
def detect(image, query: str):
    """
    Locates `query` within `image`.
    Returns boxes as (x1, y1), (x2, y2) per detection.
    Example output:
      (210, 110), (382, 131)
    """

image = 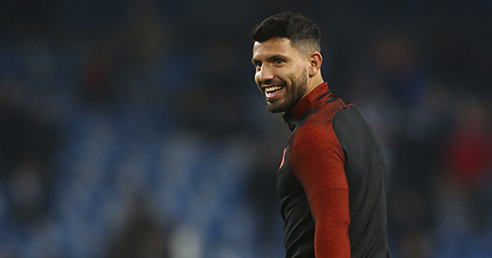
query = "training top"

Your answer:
(278, 82), (391, 258)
